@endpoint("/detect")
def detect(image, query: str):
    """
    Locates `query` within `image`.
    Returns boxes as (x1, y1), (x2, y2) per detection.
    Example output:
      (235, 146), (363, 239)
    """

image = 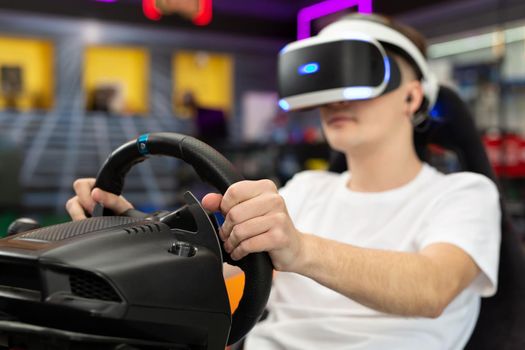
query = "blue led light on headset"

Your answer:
(298, 62), (320, 75)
